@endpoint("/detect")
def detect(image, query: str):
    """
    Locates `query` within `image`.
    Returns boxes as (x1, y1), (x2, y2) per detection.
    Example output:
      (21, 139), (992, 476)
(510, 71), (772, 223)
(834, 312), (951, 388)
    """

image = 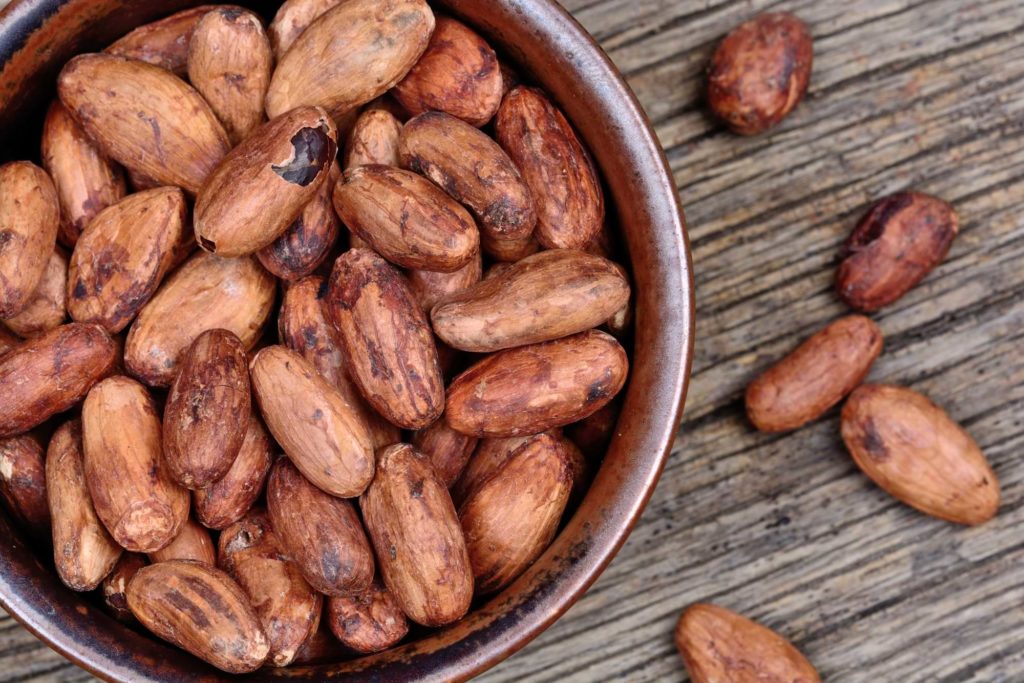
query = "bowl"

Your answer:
(0, 0), (694, 680)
